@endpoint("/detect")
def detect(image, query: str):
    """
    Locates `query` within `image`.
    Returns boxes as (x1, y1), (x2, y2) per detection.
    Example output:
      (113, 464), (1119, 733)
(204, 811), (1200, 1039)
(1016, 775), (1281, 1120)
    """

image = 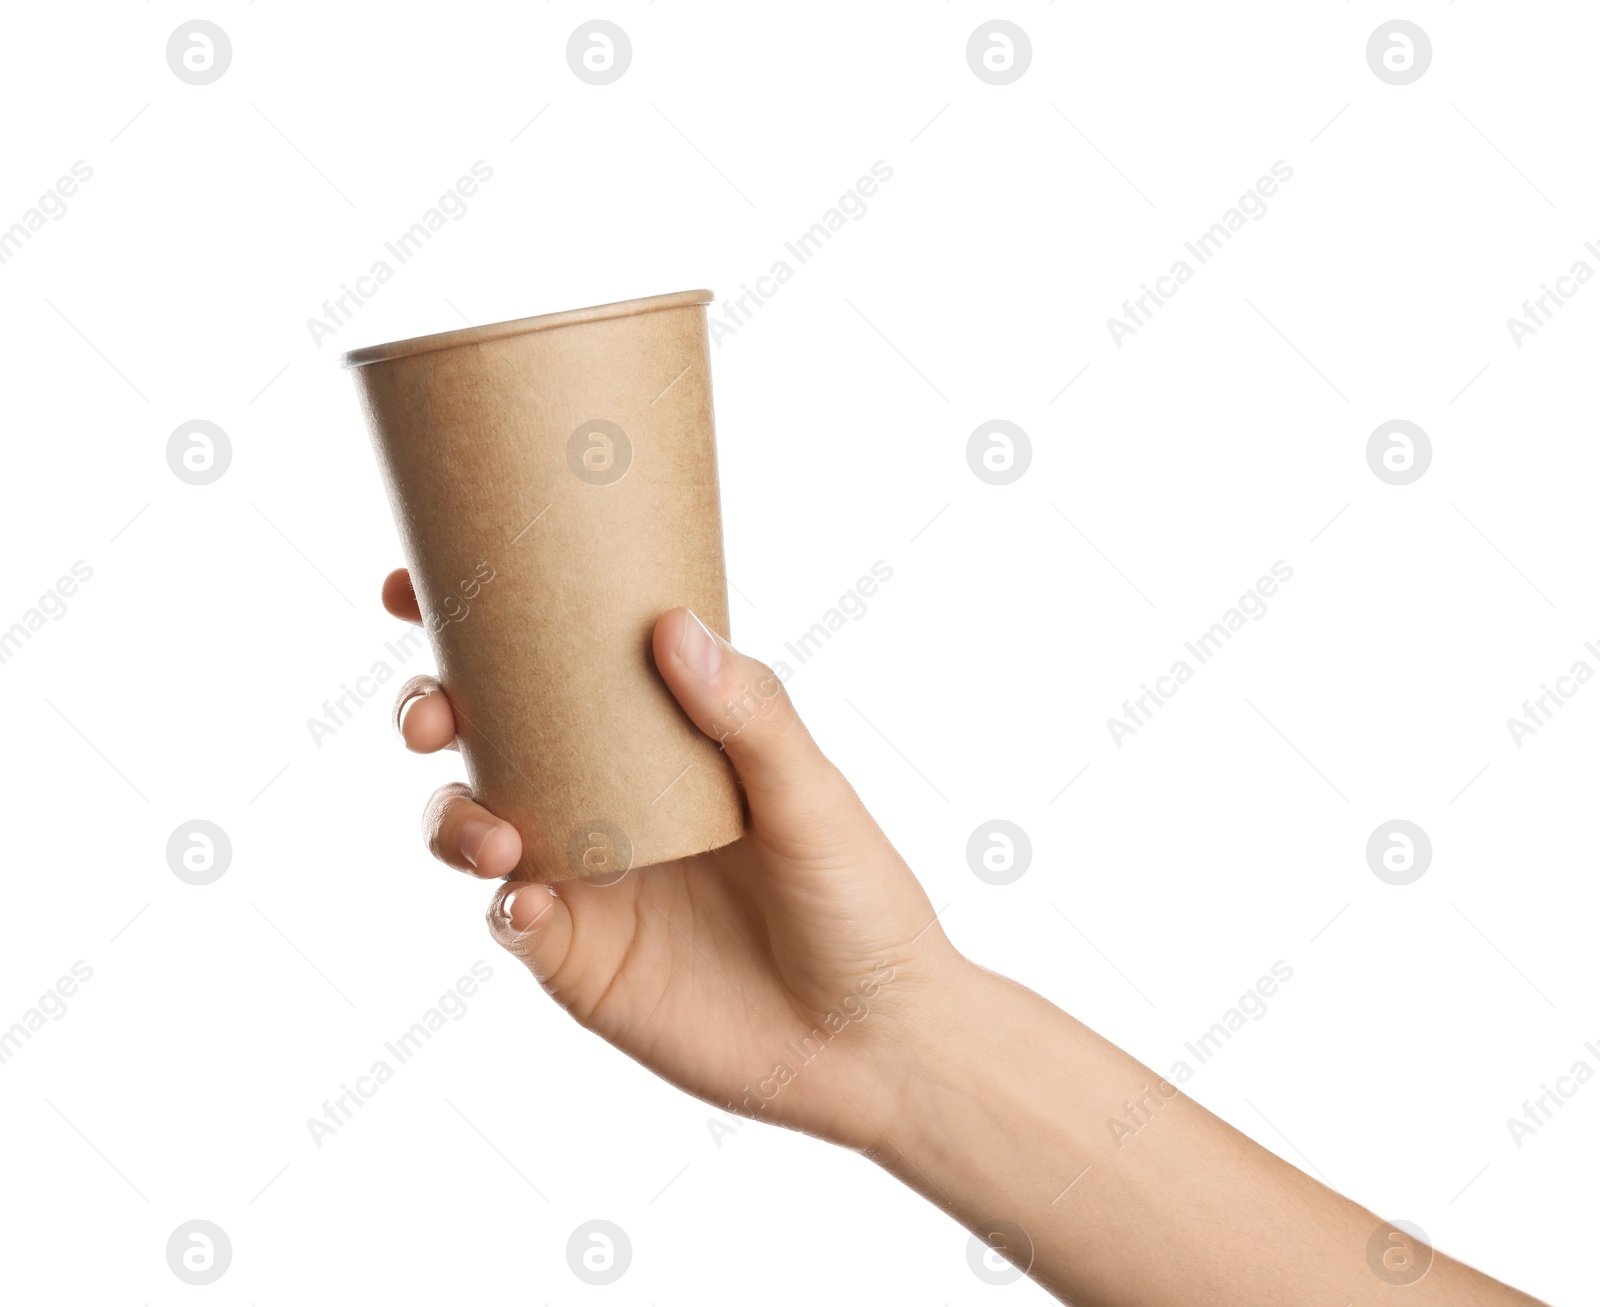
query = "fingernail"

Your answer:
(459, 819), (496, 869)
(394, 689), (430, 739)
(503, 884), (557, 933)
(677, 610), (723, 681)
